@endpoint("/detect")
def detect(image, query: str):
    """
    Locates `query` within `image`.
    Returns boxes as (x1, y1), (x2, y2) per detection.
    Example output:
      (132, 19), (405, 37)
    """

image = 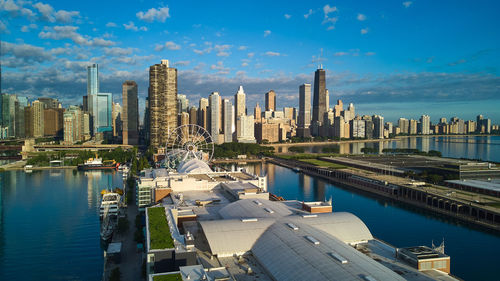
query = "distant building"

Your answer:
(122, 80), (139, 145)
(265, 90), (276, 112)
(198, 98), (208, 130)
(63, 106), (83, 144)
(89, 92), (113, 135)
(255, 122), (279, 143)
(298, 83), (311, 129)
(409, 119), (418, 135)
(189, 107), (197, 125)
(223, 99), (234, 143)
(373, 115), (384, 139)
(236, 115), (256, 143)
(14, 97), (28, 138)
(112, 102), (122, 137)
(398, 118), (409, 134)
(254, 103), (262, 123)
(32, 100), (44, 137)
(351, 119), (366, 138)
(87, 64), (99, 95)
(38, 97), (61, 109)
(312, 68), (327, 126)
(177, 94), (189, 113)
(1, 93), (16, 138)
(148, 59), (178, 148)
(44, 108), (64, 137)
(234, 86), (246, 131)
(208, 92), (220, 143)
(420, 115), (430, 135)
